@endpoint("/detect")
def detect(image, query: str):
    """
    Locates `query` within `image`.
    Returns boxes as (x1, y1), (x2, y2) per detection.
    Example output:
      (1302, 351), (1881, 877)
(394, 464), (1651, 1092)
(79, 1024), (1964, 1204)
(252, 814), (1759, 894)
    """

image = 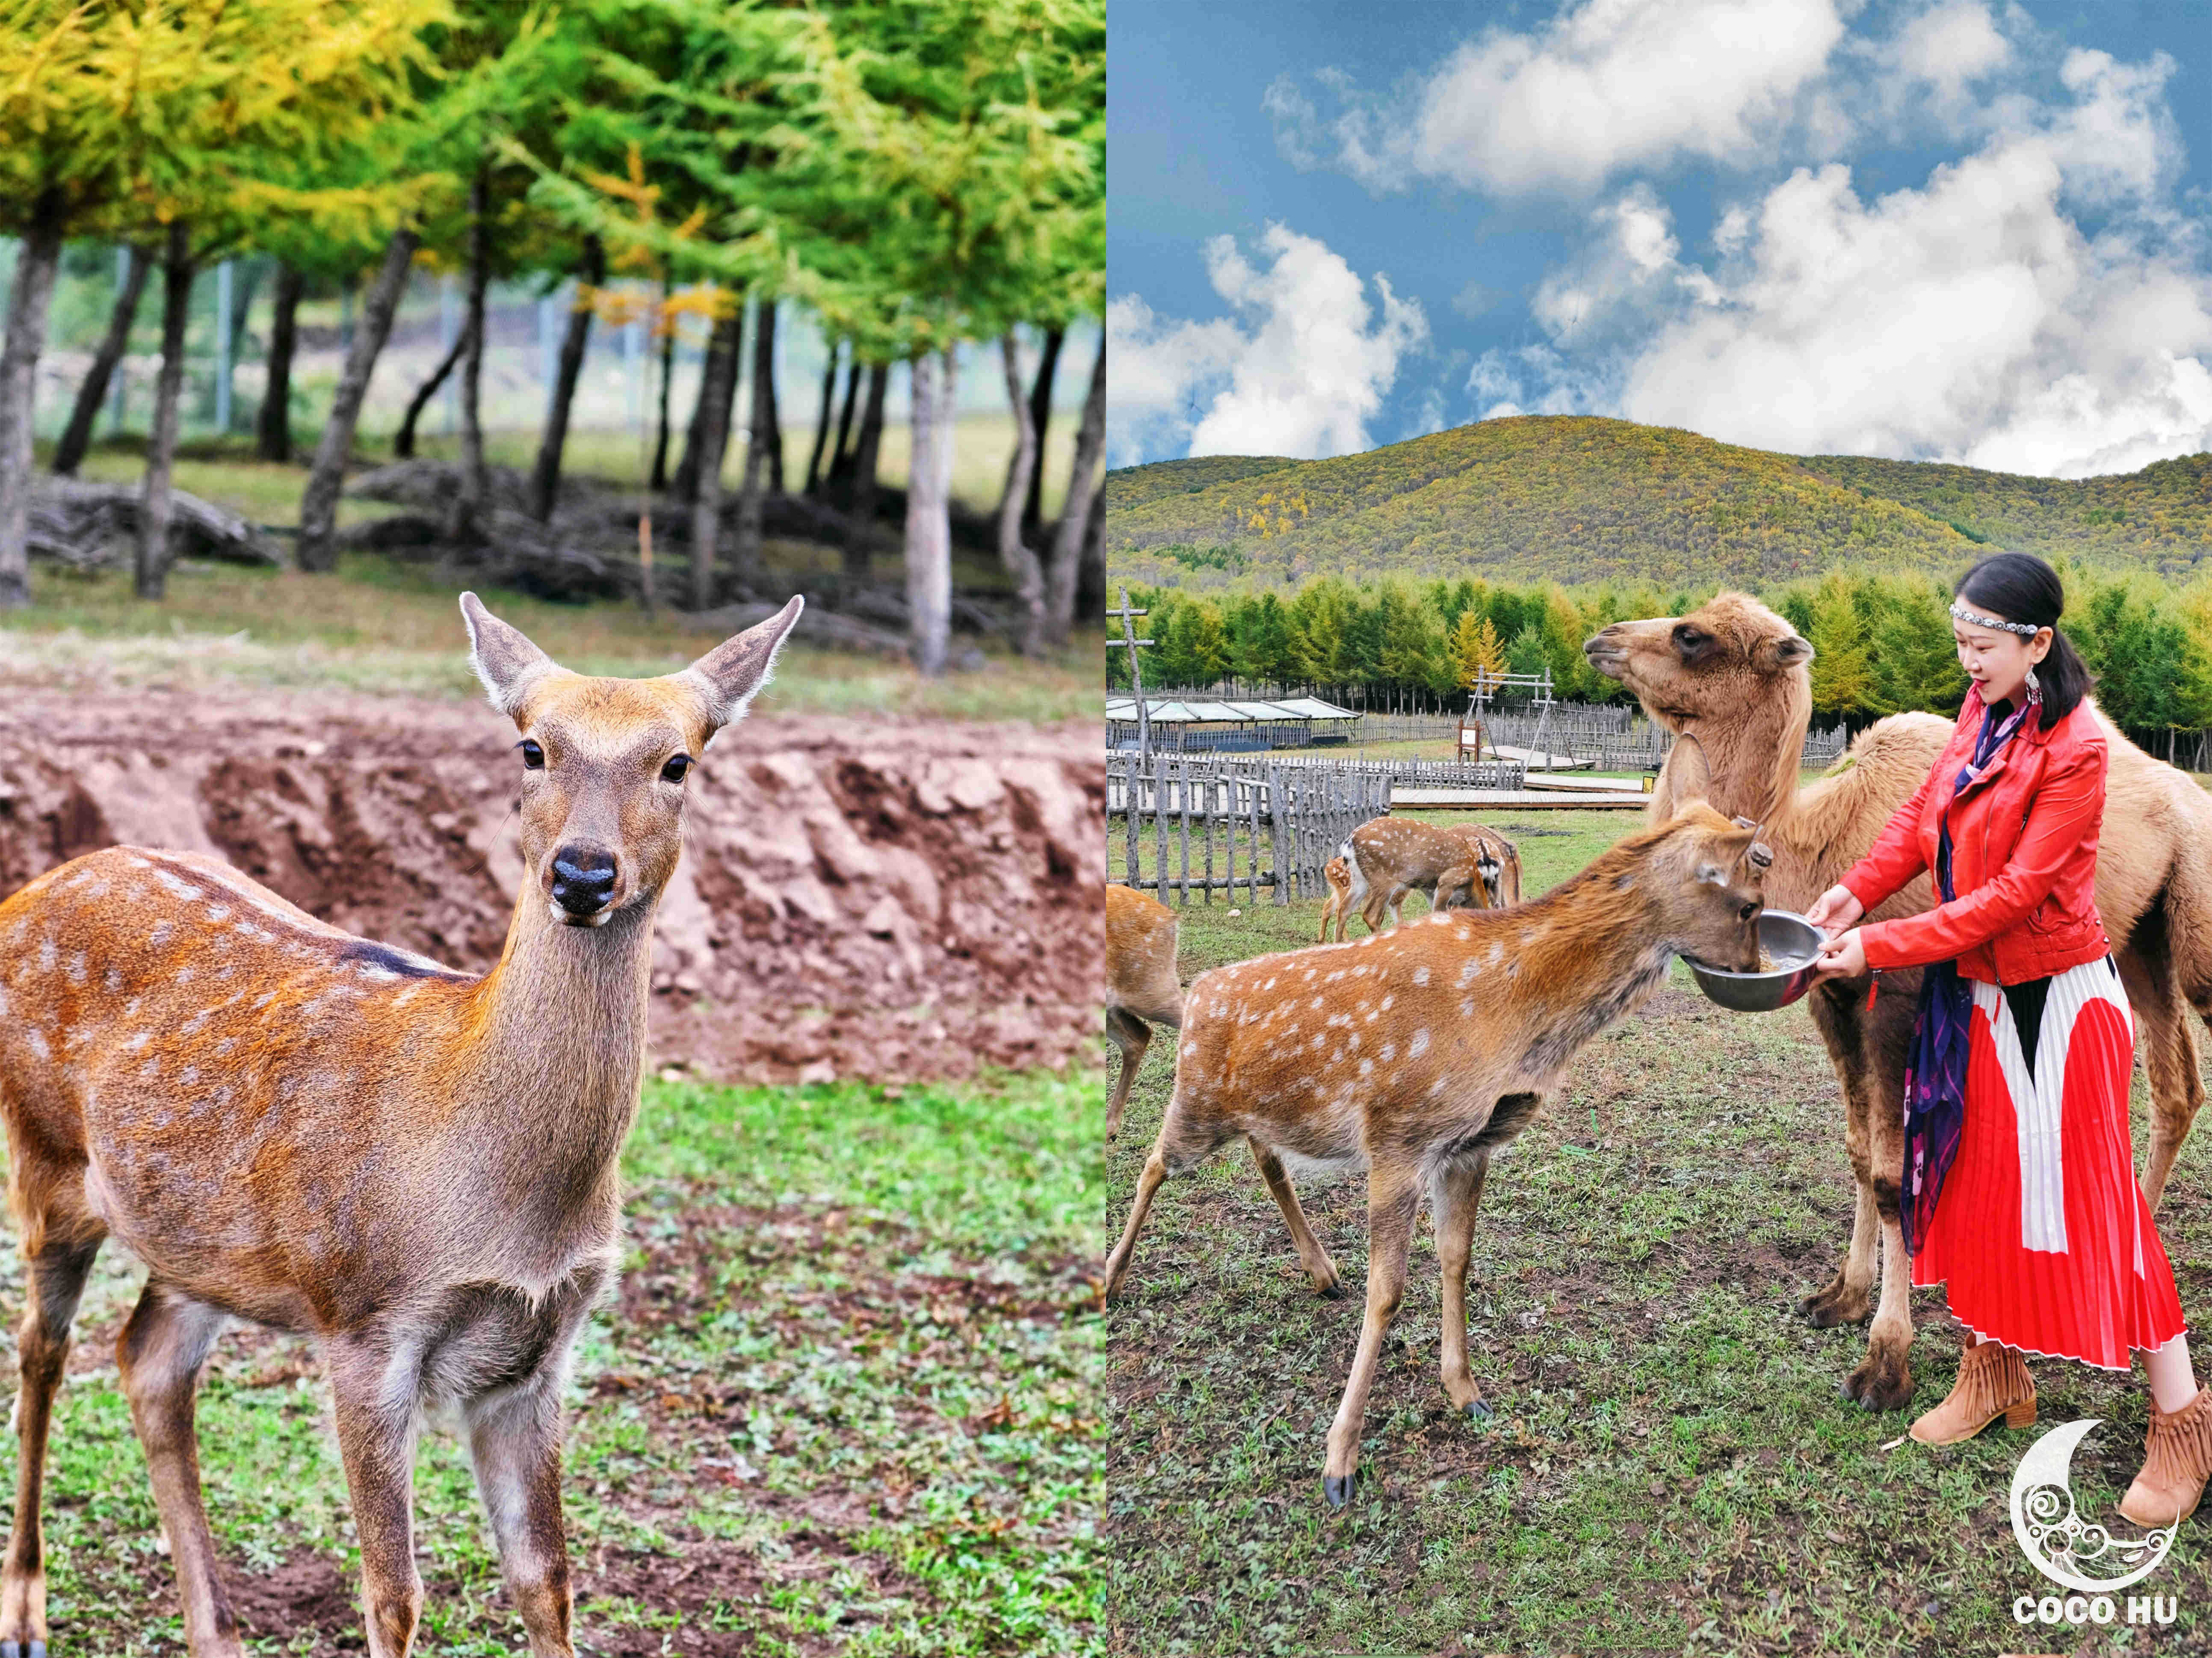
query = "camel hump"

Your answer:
(1833, 711), (1951, 773)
